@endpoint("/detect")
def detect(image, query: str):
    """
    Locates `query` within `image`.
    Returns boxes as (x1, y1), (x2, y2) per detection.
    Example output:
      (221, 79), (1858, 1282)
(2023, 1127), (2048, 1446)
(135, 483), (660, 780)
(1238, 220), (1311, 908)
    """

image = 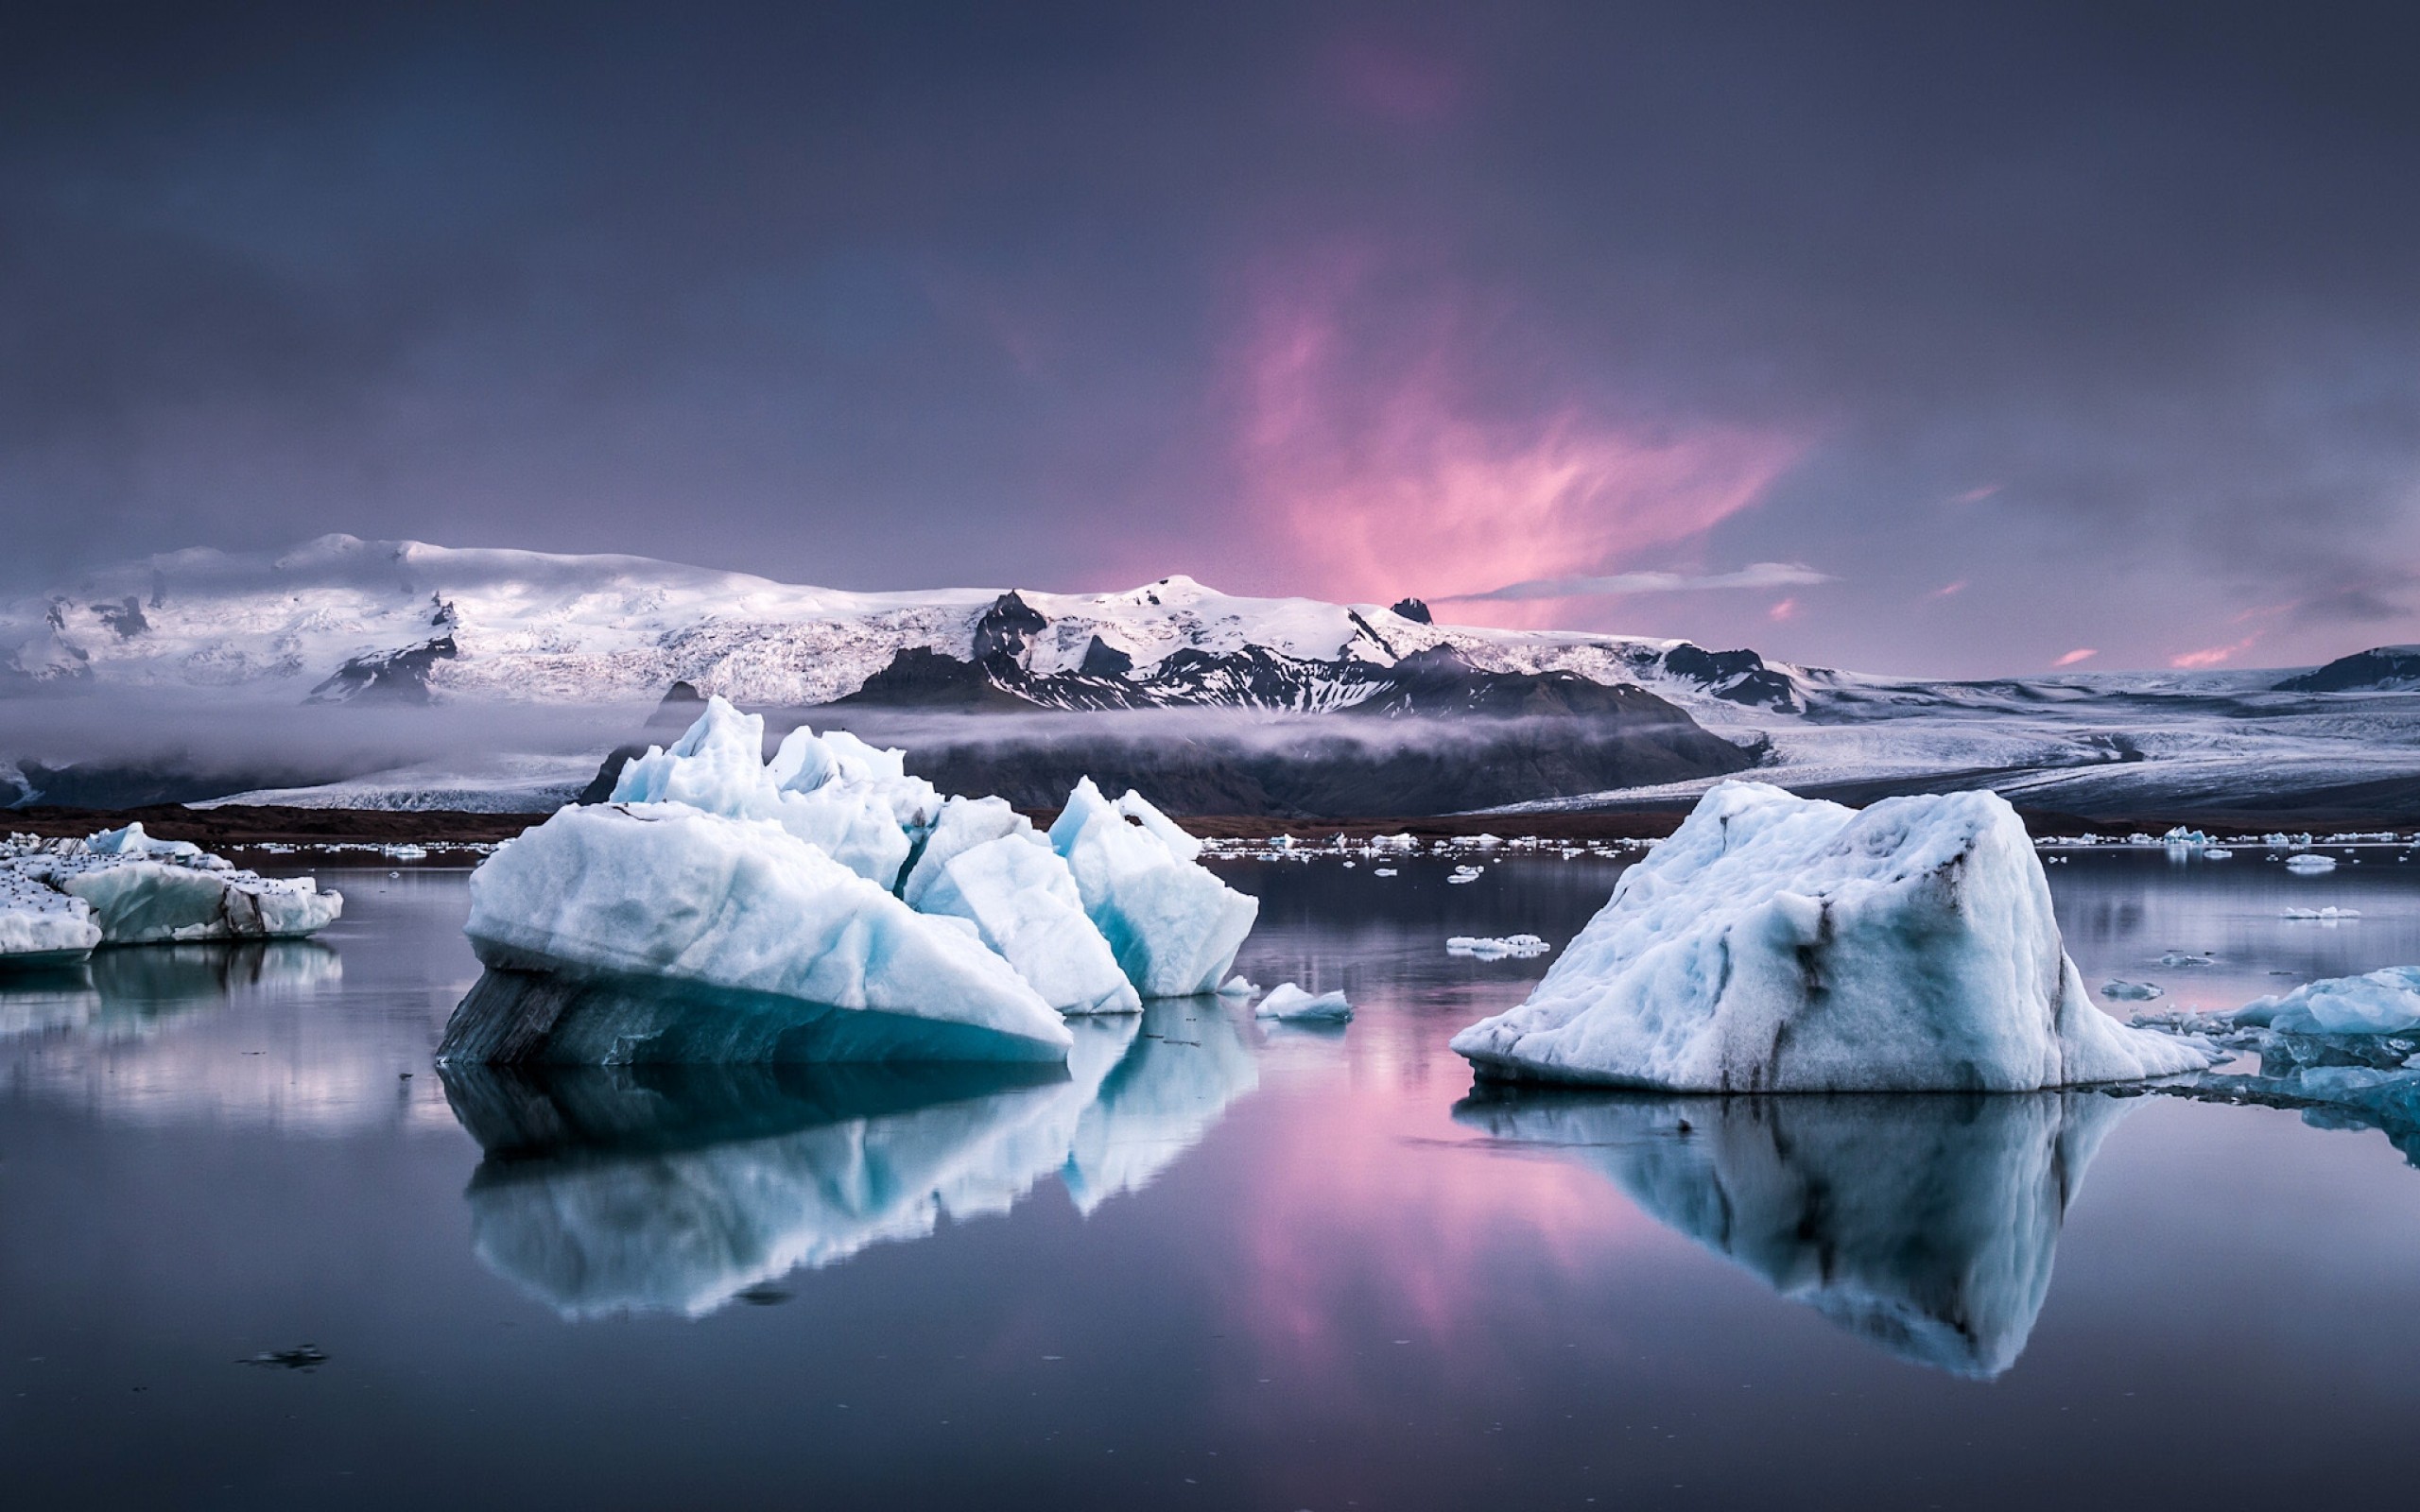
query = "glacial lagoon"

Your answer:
(6, 850), (2420, 1508)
